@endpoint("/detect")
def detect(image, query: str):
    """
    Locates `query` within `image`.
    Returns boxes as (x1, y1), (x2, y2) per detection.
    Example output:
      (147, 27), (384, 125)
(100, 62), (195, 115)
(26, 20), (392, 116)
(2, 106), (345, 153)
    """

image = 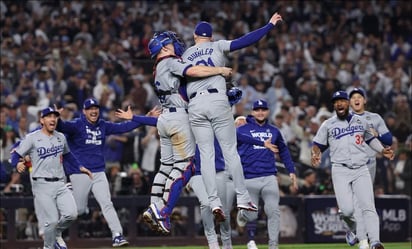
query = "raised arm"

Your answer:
(230, 12), (282, 51)
(115, 106), (158, 127)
